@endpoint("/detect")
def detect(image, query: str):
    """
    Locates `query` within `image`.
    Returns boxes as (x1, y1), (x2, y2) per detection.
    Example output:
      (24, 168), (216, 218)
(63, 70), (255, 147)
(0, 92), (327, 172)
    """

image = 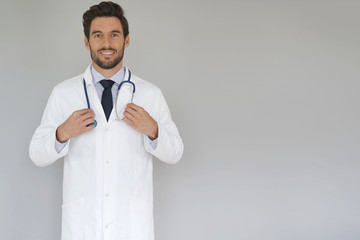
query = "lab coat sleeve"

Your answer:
(144, 90), (183, 164)
(29, 87), (70, 167)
